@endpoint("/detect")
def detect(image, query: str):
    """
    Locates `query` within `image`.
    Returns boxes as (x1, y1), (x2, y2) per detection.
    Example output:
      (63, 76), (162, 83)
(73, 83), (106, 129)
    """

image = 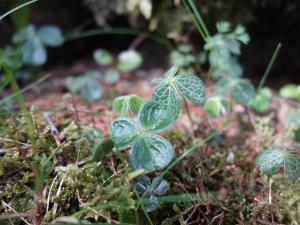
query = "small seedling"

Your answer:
(170, 44), (196, 67)
(110, 66), (206, 172)
(216, 78), (256, 105)
(94, 48), (143, 72)
(249, 88), (272, 112)
(280, 83), (300, 101)
(65, 70), (103, 103)
(13, 24), (64, 66)
(204, 21), (250, 80)
(204, 96), (230, 118)
(134, 176), (168, 212)
(256, 145), (300, 181)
